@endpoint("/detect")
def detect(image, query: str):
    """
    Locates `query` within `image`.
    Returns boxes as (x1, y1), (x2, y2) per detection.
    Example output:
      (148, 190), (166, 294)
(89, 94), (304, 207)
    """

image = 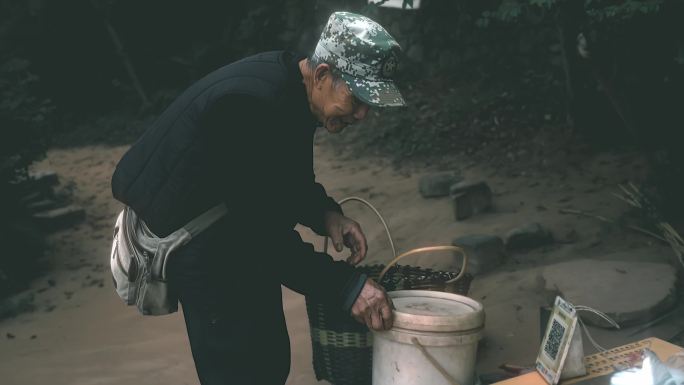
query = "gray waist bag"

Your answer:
(109, 204), (228, 315)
